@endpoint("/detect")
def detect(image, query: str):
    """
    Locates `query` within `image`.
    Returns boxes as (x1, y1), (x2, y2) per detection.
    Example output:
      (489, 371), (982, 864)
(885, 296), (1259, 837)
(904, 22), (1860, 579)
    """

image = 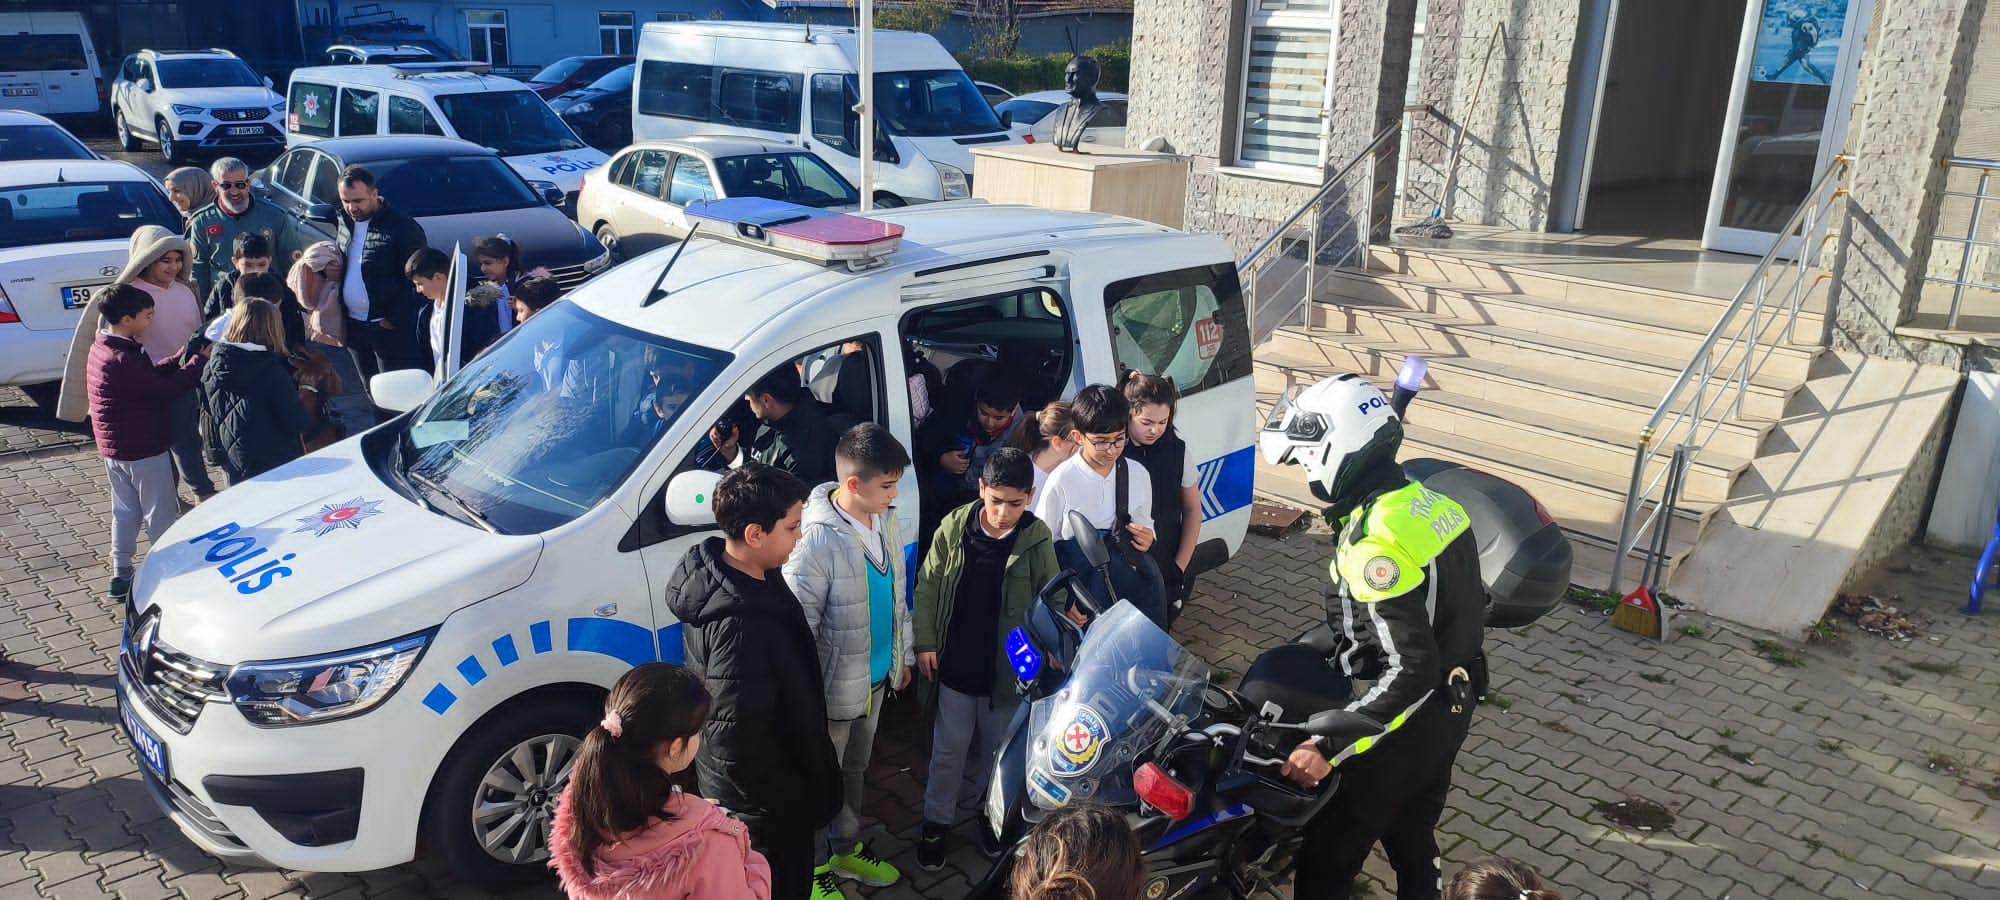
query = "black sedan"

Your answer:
(549, 63), (635, 152)
(253, 135), (610, 291)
